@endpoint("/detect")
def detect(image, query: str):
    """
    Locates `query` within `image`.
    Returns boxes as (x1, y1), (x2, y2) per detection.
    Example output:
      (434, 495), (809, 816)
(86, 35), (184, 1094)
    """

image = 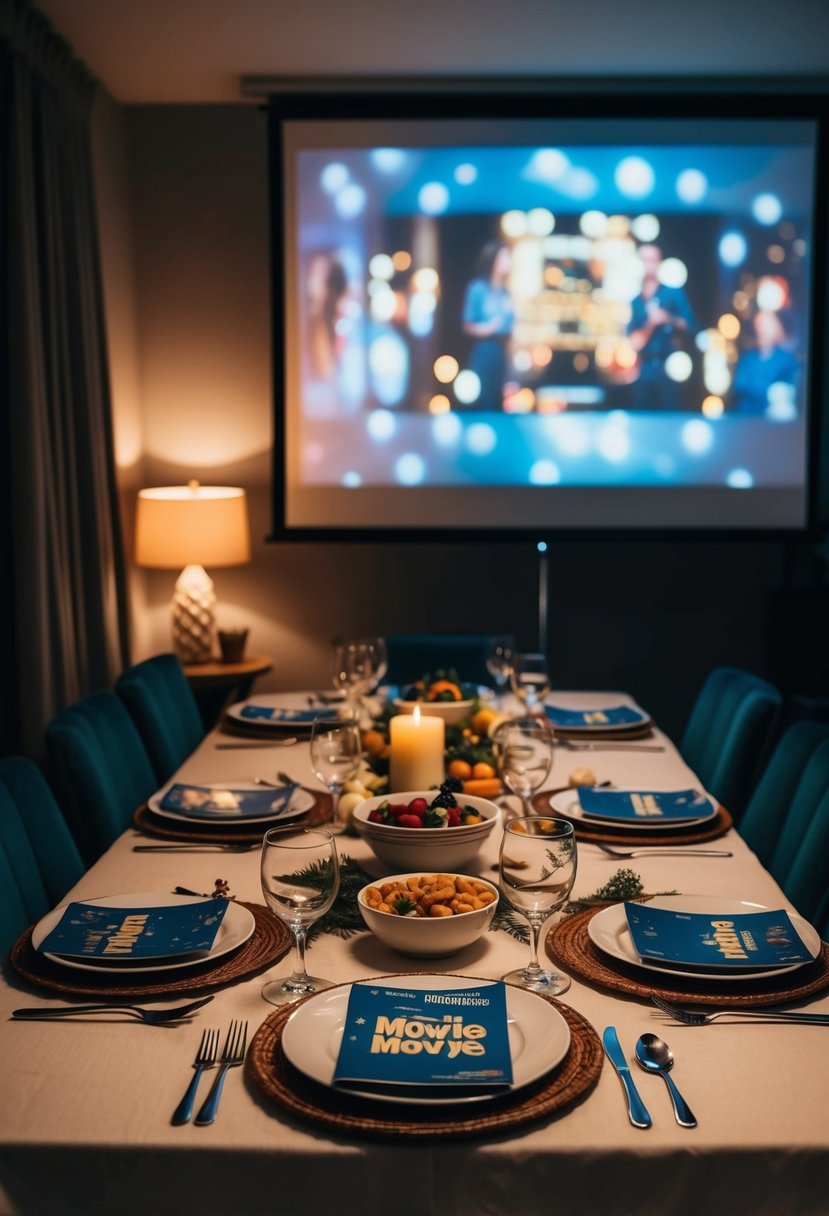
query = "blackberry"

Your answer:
(429, 781), (457, 810)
